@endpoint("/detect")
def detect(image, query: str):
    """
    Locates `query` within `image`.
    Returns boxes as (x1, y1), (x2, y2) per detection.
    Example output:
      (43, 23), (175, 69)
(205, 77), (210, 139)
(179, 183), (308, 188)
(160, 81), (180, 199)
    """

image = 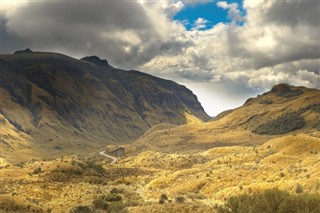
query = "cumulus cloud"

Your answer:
(192, 18), (210, 30)
(216, 1), (245, 23)
(1, 0), (189, 69)
(1, 0), (320, 115)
